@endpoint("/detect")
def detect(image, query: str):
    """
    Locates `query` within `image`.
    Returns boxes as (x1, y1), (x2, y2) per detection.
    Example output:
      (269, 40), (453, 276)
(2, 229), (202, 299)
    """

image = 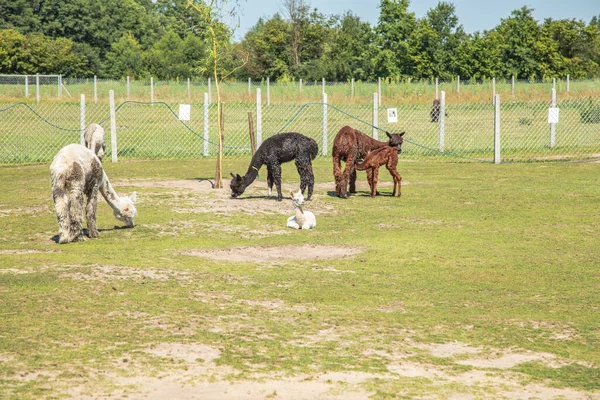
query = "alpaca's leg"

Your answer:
(371, 168), (380, 198)
(332, 155), (343, 197)
(53, 189), (71, 244)
(341, 153), (356, 198)
(387, 162), (402, 197)
(349, 168), (357, 194)
(267, 166), (274, 197)
(271, 164), (283, 201)
(296, 159), (315, 200)
(85, 185), (99, 238)
(67, 187), (86, 242)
